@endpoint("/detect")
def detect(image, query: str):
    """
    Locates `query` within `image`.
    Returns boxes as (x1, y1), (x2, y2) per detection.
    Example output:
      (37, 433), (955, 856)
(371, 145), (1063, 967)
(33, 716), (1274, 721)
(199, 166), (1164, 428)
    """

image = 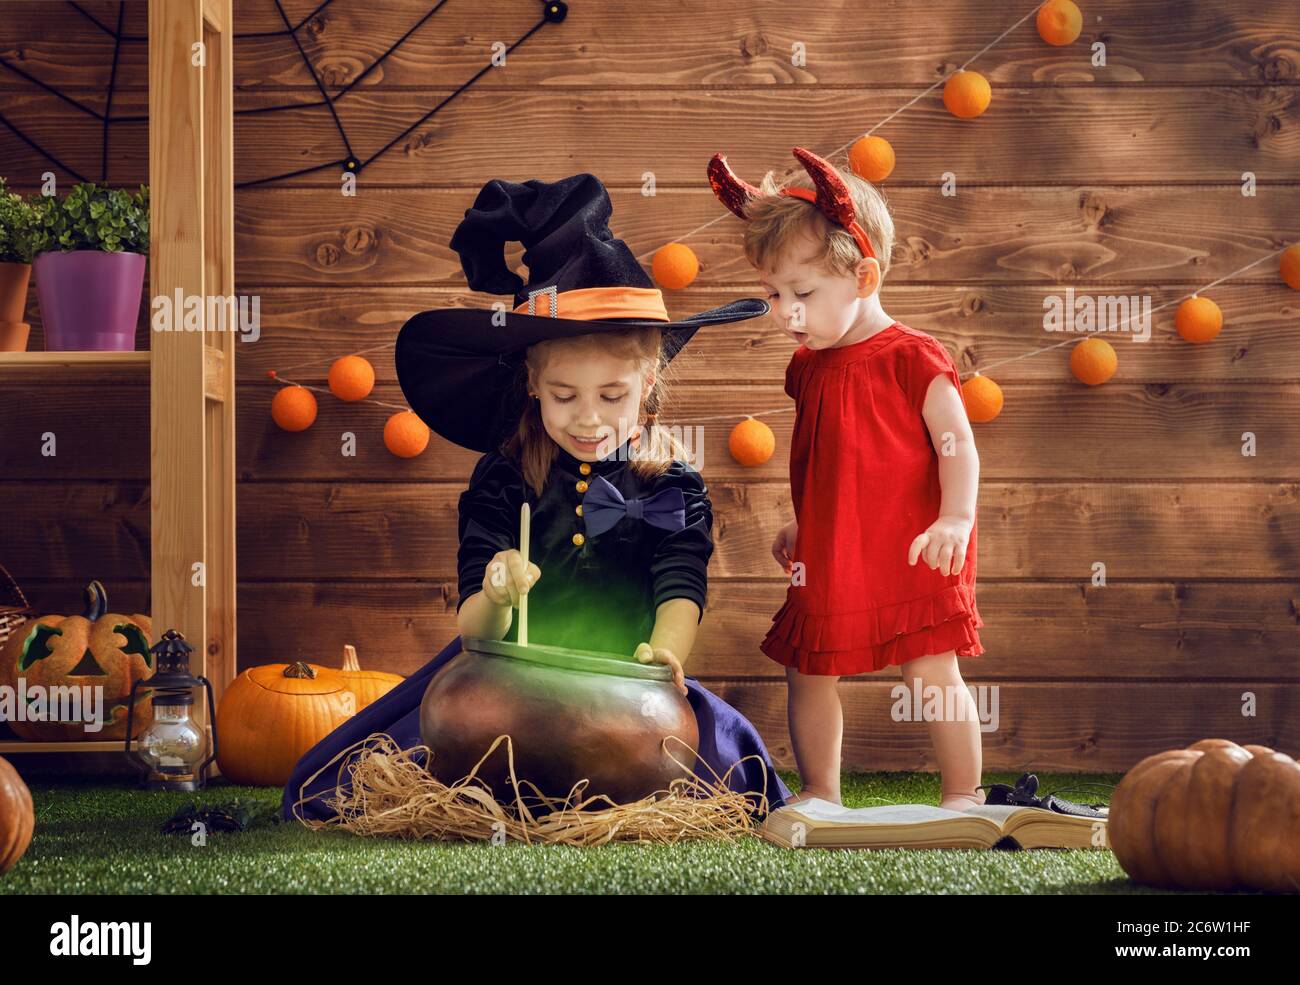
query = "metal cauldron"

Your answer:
(419, 636), (699, 805)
